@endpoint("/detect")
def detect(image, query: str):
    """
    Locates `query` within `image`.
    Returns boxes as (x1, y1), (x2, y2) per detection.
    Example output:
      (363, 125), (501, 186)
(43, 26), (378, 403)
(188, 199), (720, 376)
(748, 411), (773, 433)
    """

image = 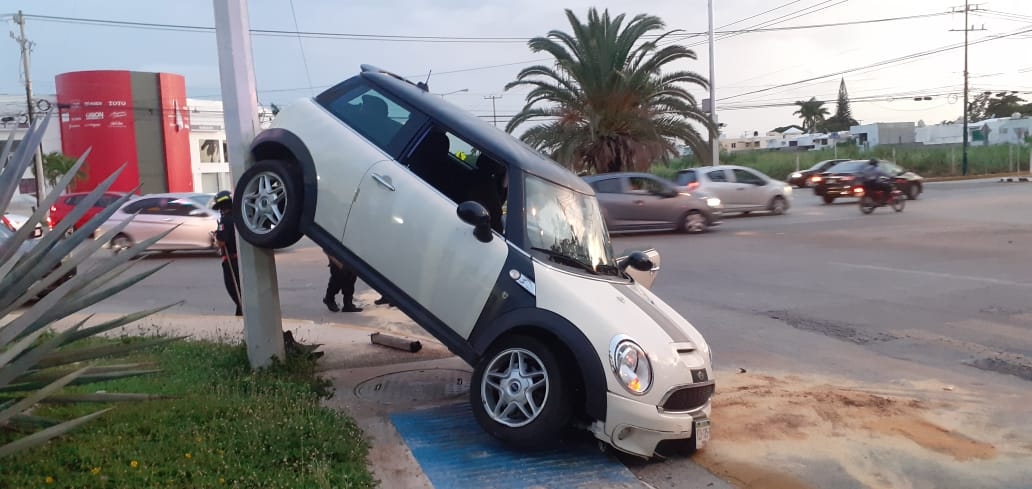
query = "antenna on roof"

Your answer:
(417, 70), (431, 91)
